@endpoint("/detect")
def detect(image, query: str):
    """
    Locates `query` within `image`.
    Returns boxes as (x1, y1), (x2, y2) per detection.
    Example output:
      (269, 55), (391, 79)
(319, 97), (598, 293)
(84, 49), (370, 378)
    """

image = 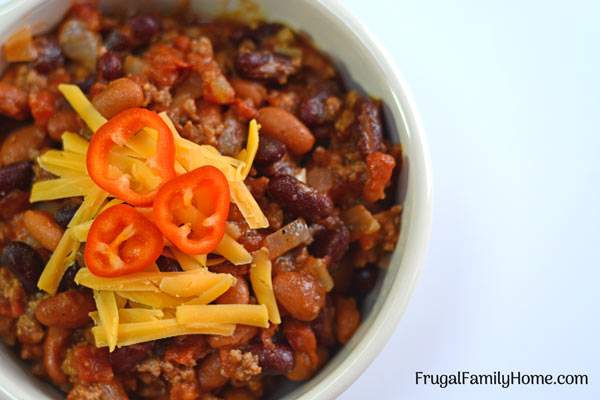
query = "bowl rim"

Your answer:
(0, 0), (432, 399)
